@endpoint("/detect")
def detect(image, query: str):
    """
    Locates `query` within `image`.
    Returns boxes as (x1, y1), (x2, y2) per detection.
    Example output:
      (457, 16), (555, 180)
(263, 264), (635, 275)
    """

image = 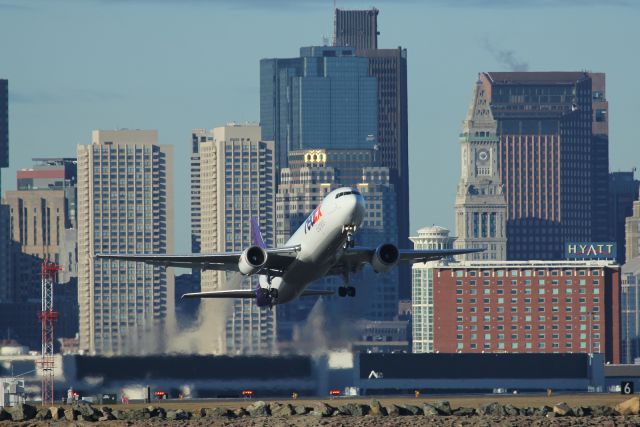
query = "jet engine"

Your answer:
(371, 243), (400, 273)
(238, 246), (268, 275)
